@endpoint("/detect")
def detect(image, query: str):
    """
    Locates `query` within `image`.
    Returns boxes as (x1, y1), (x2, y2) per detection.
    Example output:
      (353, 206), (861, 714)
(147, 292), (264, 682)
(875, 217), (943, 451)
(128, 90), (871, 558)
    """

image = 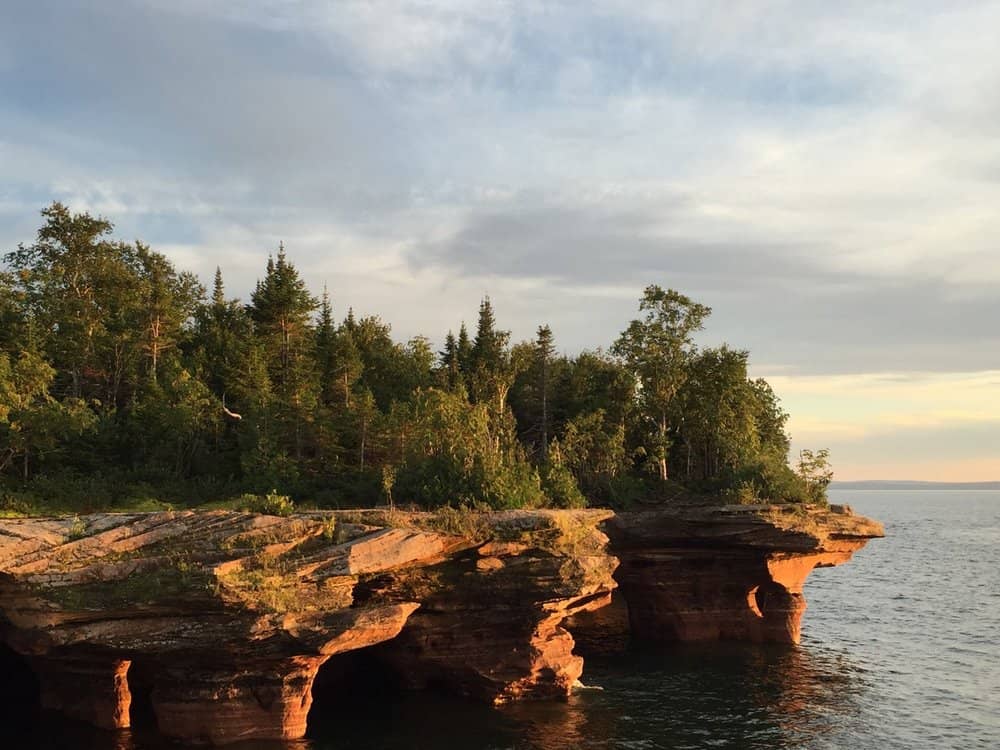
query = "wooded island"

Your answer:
(0, 203), (831, 514)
